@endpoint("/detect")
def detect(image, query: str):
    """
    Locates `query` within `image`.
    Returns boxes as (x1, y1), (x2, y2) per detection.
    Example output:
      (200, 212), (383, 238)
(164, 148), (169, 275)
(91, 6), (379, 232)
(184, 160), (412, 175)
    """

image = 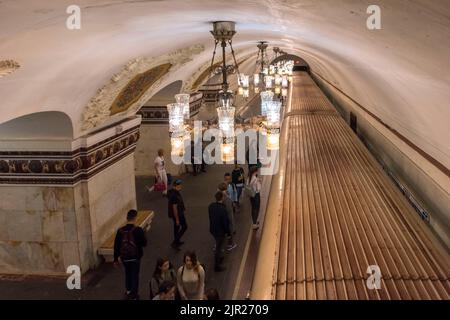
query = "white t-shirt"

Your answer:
(249, 174), (262, 194)
(154, 156), (166, 172)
